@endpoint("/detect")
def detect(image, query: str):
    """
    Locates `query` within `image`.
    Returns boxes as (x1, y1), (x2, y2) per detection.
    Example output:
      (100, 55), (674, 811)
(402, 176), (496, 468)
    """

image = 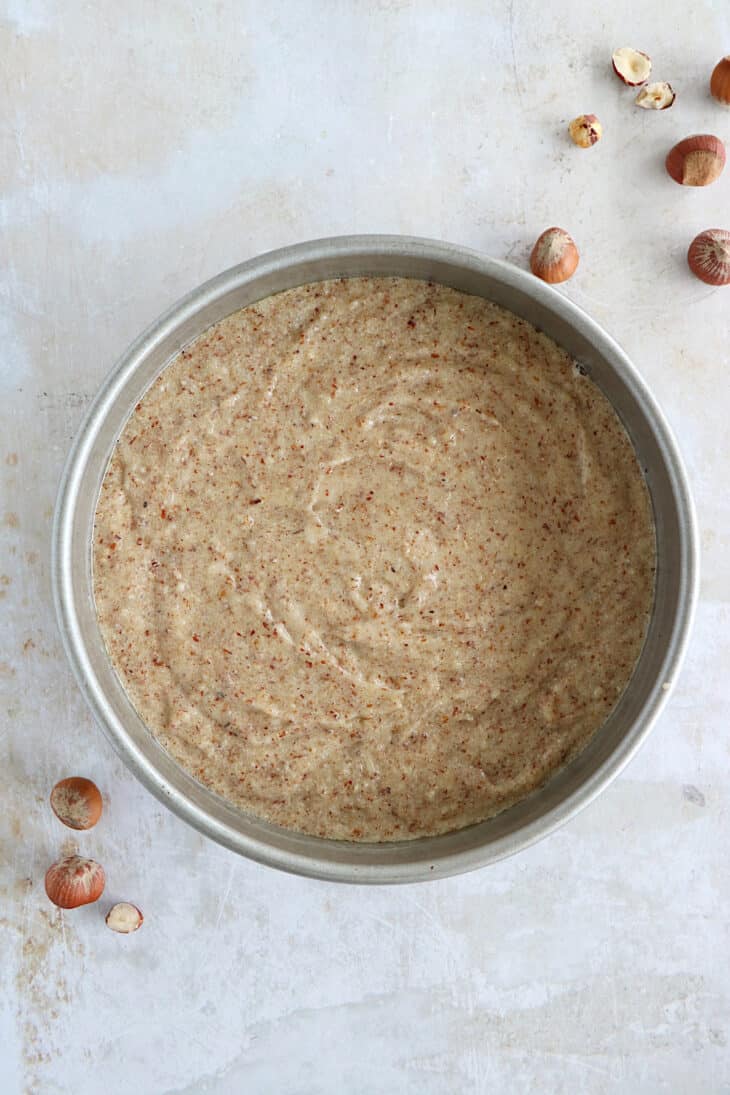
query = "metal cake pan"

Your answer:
(52, 235), (699, 883)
